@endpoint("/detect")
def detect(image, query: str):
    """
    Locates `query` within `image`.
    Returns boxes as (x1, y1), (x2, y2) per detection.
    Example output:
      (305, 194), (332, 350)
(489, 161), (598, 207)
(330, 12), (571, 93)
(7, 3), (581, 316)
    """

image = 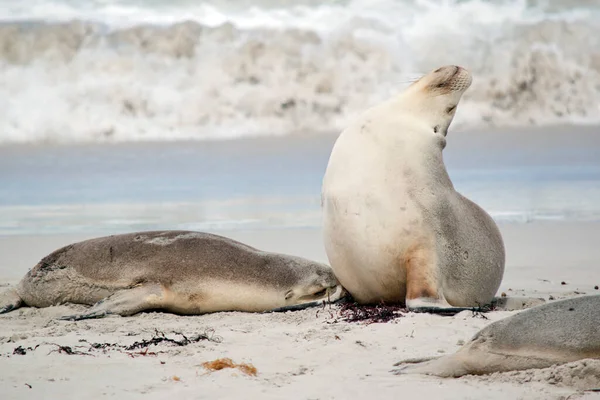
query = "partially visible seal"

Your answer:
(321, 65), (505, 311)
(0, 231), (345, 320)
(393, 295), (600, 377)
